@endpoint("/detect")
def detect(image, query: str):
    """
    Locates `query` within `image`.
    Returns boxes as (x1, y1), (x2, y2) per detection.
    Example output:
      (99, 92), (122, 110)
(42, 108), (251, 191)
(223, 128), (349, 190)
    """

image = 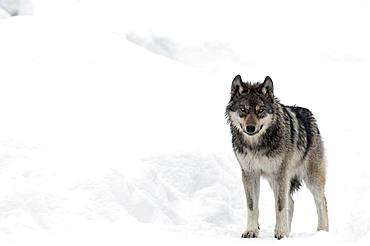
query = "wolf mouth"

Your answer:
(241, 124), (264, 136)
